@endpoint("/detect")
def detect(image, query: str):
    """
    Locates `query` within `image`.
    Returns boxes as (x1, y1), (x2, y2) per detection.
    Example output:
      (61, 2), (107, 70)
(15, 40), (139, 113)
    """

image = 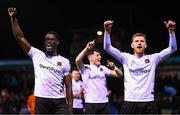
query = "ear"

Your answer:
(57, 41), (59, 45)
(145, 43), (147, 48)
(131, 42), (134, 49)
(88, 55), (92, 61)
